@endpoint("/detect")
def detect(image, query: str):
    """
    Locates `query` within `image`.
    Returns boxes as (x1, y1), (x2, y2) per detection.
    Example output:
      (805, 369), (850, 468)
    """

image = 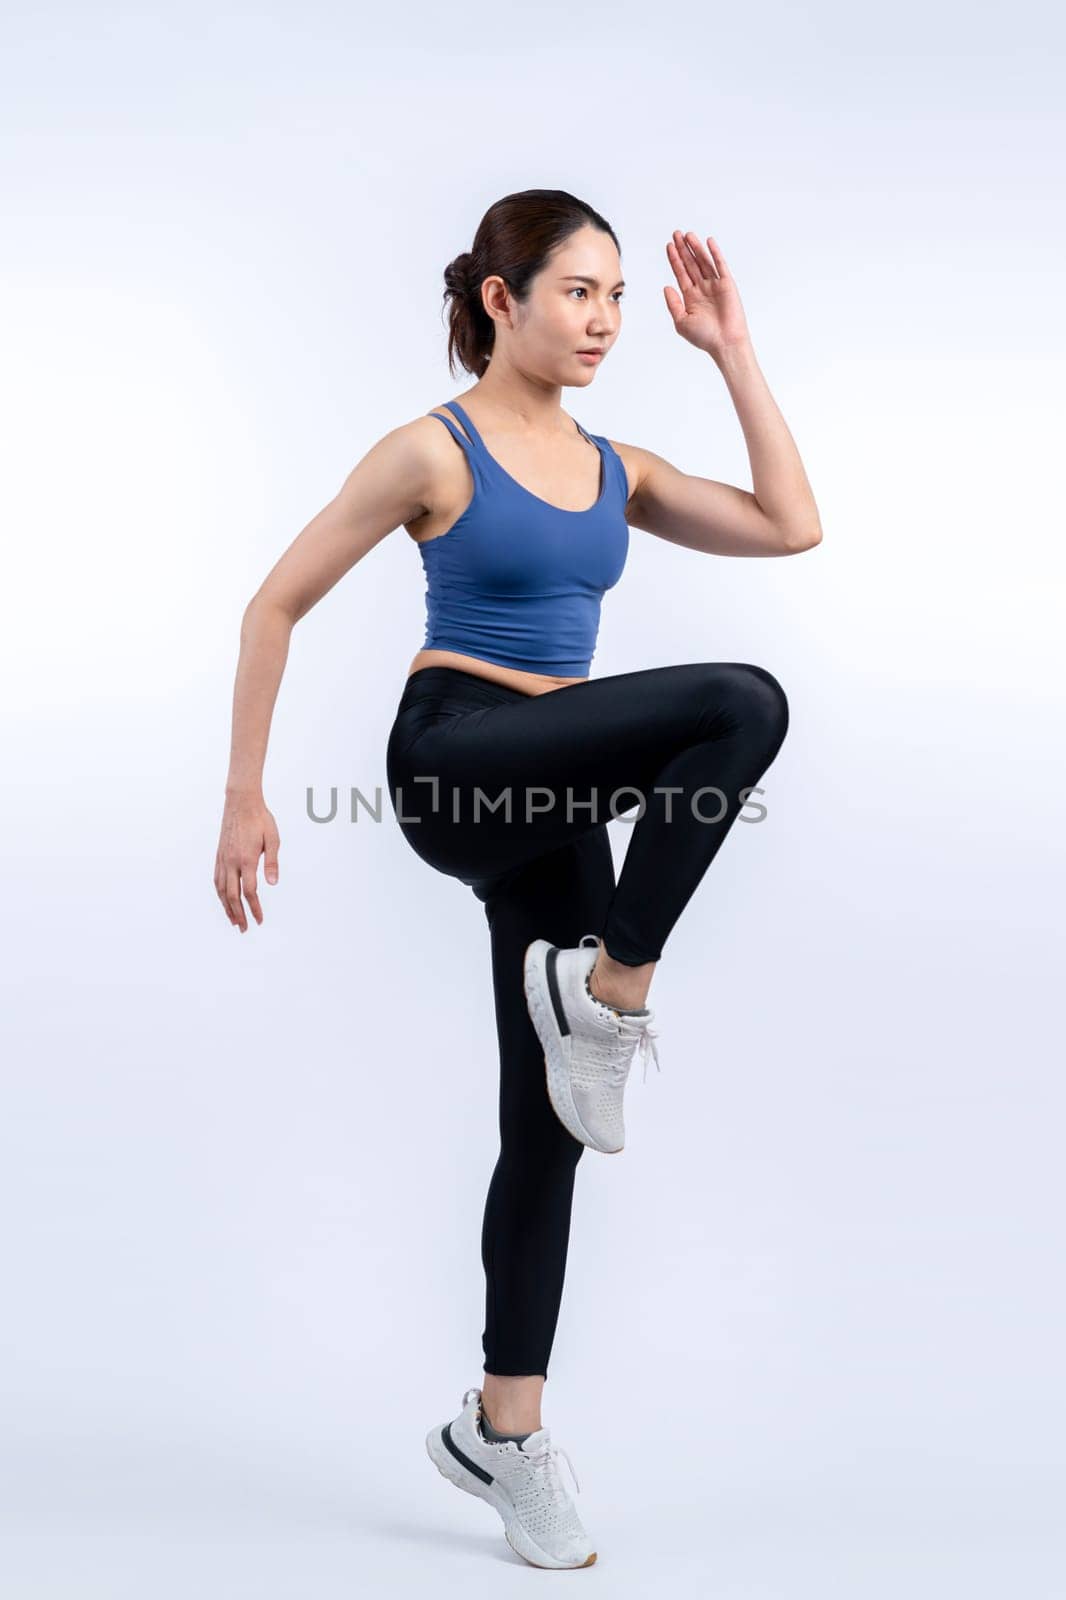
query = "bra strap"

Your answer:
(441, 399), (487, 453)
(427, 408), (474, 454)
(435, 401), (604, 496)
(443, 398), (596, 456)
(574, 419), (606, 501)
